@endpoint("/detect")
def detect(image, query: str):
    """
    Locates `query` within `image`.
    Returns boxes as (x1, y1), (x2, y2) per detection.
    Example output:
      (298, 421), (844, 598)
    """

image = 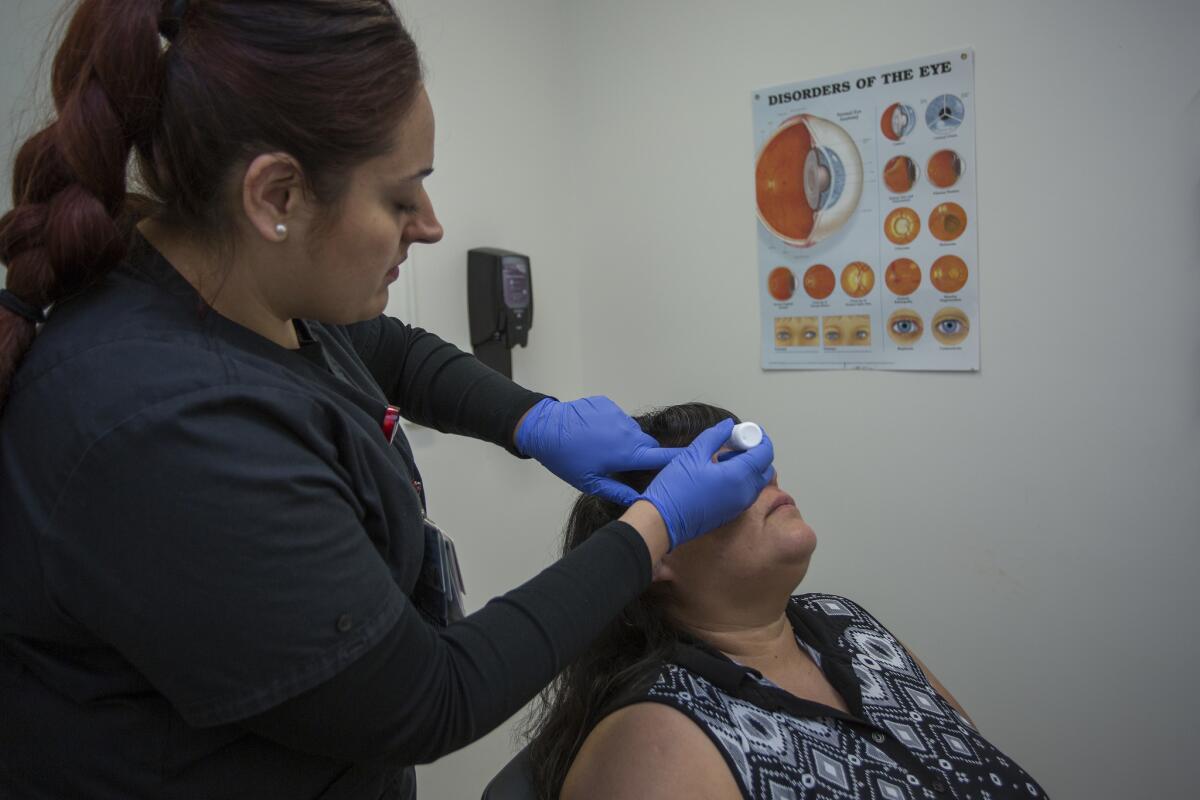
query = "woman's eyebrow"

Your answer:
(398, 166), (434, 181)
